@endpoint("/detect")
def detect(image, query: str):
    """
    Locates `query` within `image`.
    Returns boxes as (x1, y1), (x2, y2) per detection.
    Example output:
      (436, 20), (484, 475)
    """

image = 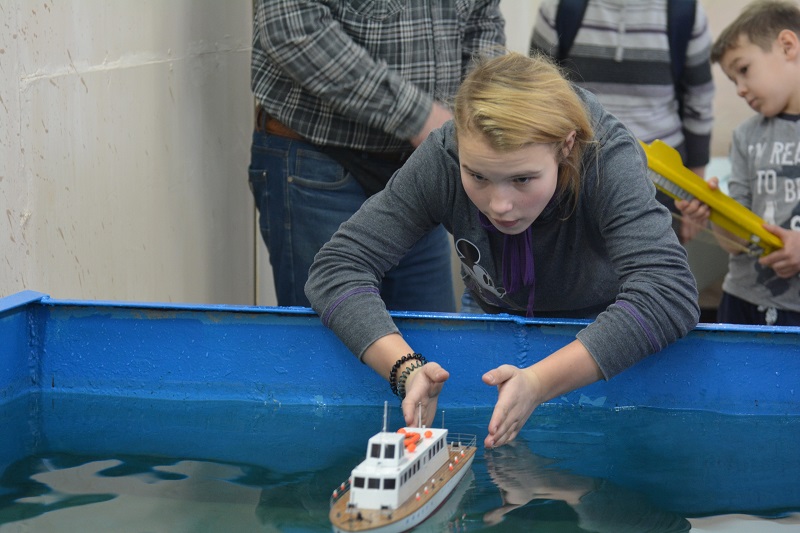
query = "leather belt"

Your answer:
(254, 105), (412, 164)
(255, 106), (304, 140)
